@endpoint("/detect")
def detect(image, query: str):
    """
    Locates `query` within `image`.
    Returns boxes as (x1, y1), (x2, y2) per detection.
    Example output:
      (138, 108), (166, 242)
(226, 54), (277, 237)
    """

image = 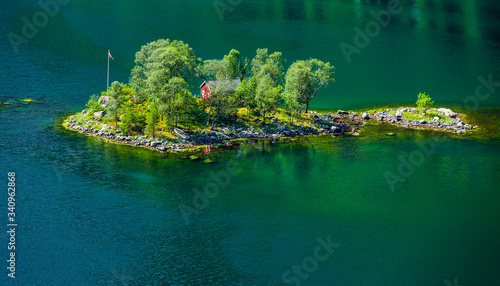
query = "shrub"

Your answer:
(86, 94), (104, 112)
(416, 92), (434, 109)
(119, 108), (146, 133)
